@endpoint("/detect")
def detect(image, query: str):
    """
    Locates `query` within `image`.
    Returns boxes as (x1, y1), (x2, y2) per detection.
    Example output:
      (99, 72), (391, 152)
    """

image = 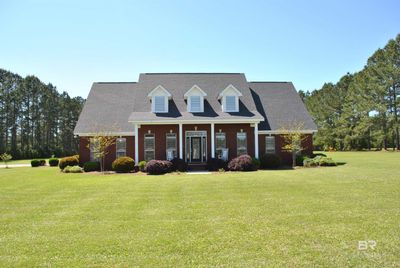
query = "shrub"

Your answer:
(31, 159), (41, 167)
(145, 160), (173, 175)
(252, 157), (260, 170)
(303, 158), (318, 167)
(227, 155), (257, 171)
(296, 154), (309, 166)
(39, 159), (46, 166)
(171, 158), (188, 172)
(317, 157), (337, 166)
(312, 152), (327, 158)
(206, 158), (227, 171)
(138, 161), (147, 172)
(133, 165), (139, 173)
(83, 161), (101, 172)
(59, 156), (79, 170)
(112, 157), (135, 173)
(63, 165), (83, 173)
(260, 154), (282, 169)
(49, 158), (59, 167)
